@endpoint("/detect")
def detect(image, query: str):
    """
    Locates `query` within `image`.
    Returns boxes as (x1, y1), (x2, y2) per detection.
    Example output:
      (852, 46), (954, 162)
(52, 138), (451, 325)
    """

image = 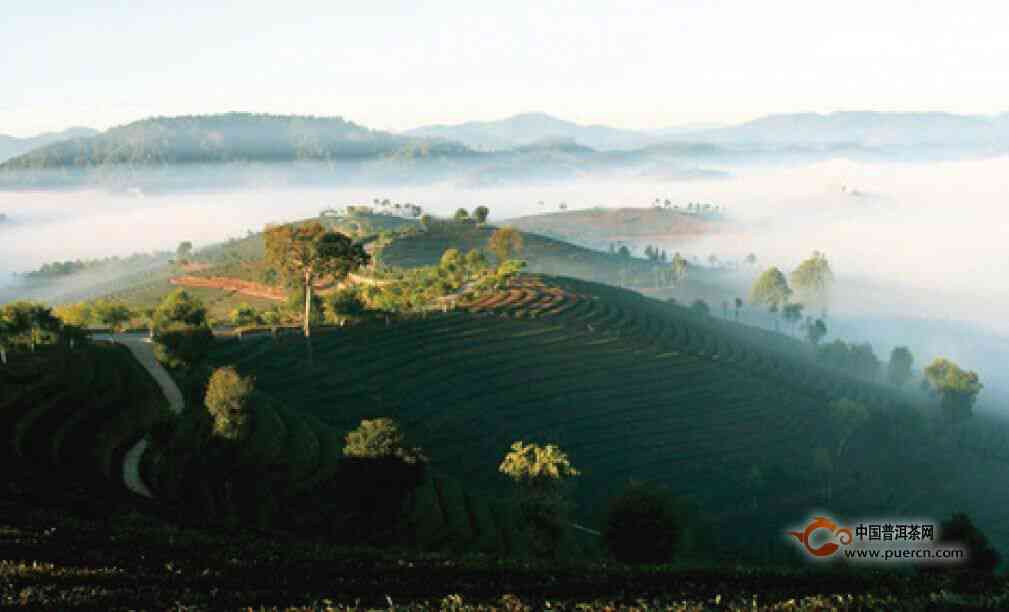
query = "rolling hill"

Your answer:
(197, 272), (1009, 560)
(0, 126), (99, 163)
(0, 113), (474, 172)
